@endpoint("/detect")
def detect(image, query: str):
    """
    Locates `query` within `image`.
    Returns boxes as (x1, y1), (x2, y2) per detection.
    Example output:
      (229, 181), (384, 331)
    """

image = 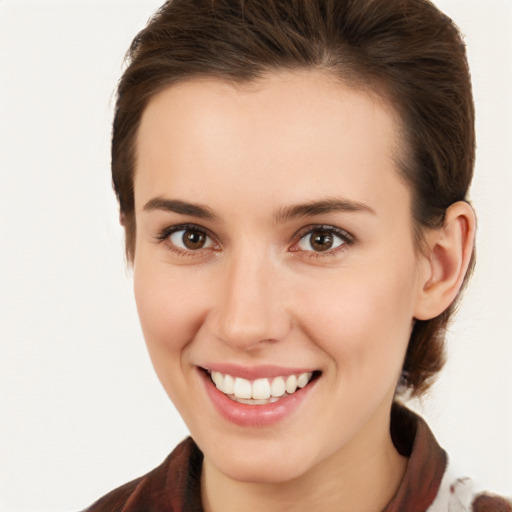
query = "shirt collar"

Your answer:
(166, 403), (447, 512)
